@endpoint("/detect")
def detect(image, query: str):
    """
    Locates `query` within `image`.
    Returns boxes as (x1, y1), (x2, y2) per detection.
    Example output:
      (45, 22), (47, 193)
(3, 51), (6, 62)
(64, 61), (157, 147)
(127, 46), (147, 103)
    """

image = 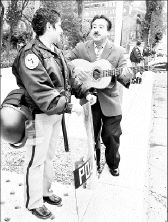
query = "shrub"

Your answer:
(2, 30), (32, 49)
(0, 49), (18, 68)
